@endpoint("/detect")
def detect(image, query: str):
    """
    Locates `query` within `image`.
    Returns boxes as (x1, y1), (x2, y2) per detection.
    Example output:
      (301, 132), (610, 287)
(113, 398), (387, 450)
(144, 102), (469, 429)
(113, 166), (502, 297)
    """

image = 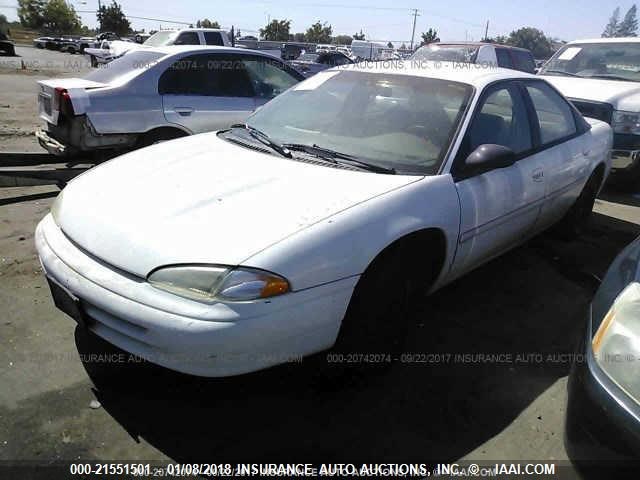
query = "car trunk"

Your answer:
(38, 78), (107, 127)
